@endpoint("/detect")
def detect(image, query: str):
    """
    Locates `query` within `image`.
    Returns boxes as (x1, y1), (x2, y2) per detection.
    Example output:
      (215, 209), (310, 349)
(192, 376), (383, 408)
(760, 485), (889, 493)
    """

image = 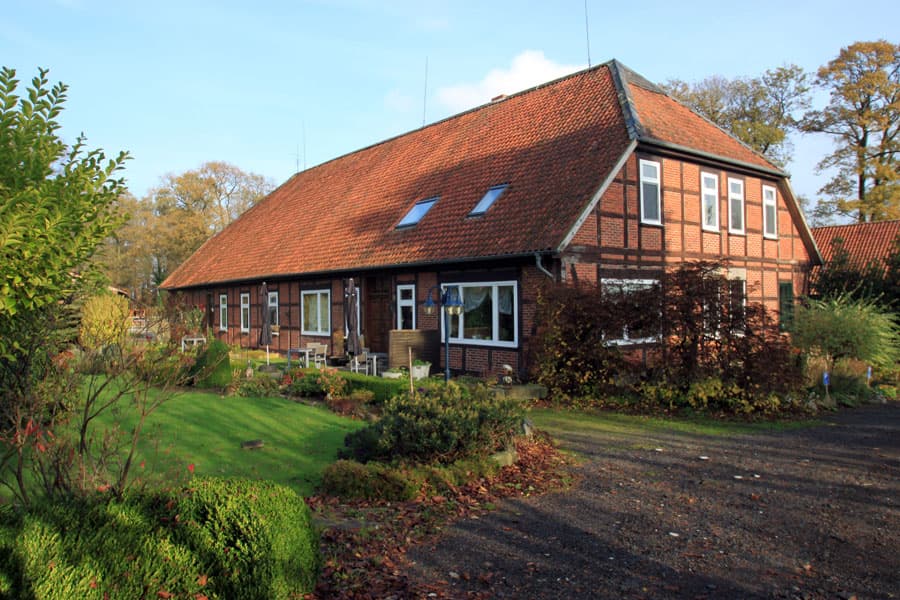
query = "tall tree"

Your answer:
(803, 40), (900, 222)
(663, 65), (810, 166)
(99, 162), (274, 299)
(0, 67), (128, 357)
